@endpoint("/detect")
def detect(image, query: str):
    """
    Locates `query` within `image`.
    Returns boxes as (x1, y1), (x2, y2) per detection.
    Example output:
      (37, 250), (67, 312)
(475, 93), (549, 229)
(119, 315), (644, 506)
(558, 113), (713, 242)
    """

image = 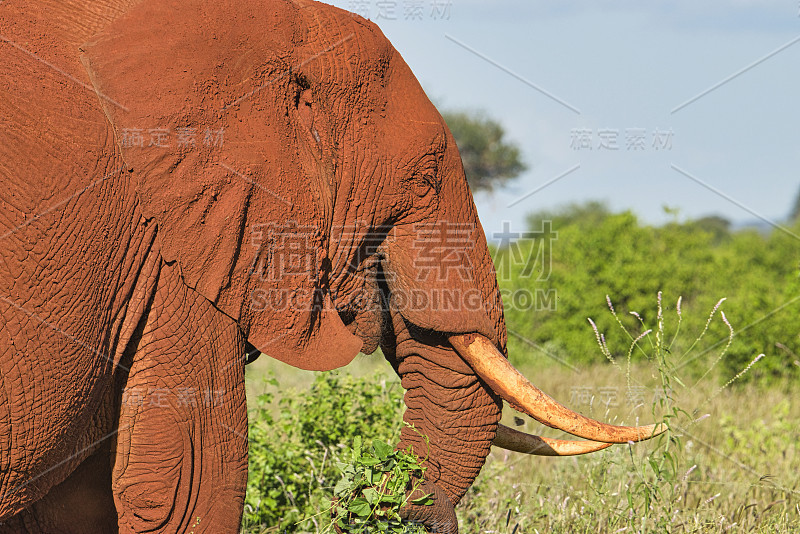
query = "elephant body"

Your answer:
(0, 1), (504, 532)
(0, 52), (250, 529)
